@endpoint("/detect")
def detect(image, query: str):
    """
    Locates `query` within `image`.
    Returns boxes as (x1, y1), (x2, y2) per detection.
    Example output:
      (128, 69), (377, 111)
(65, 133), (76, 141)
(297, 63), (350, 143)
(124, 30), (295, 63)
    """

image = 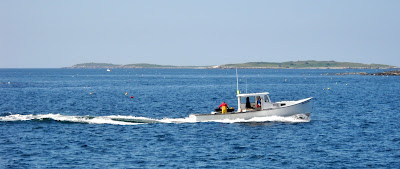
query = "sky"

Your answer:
(1, 0), (399, 68)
